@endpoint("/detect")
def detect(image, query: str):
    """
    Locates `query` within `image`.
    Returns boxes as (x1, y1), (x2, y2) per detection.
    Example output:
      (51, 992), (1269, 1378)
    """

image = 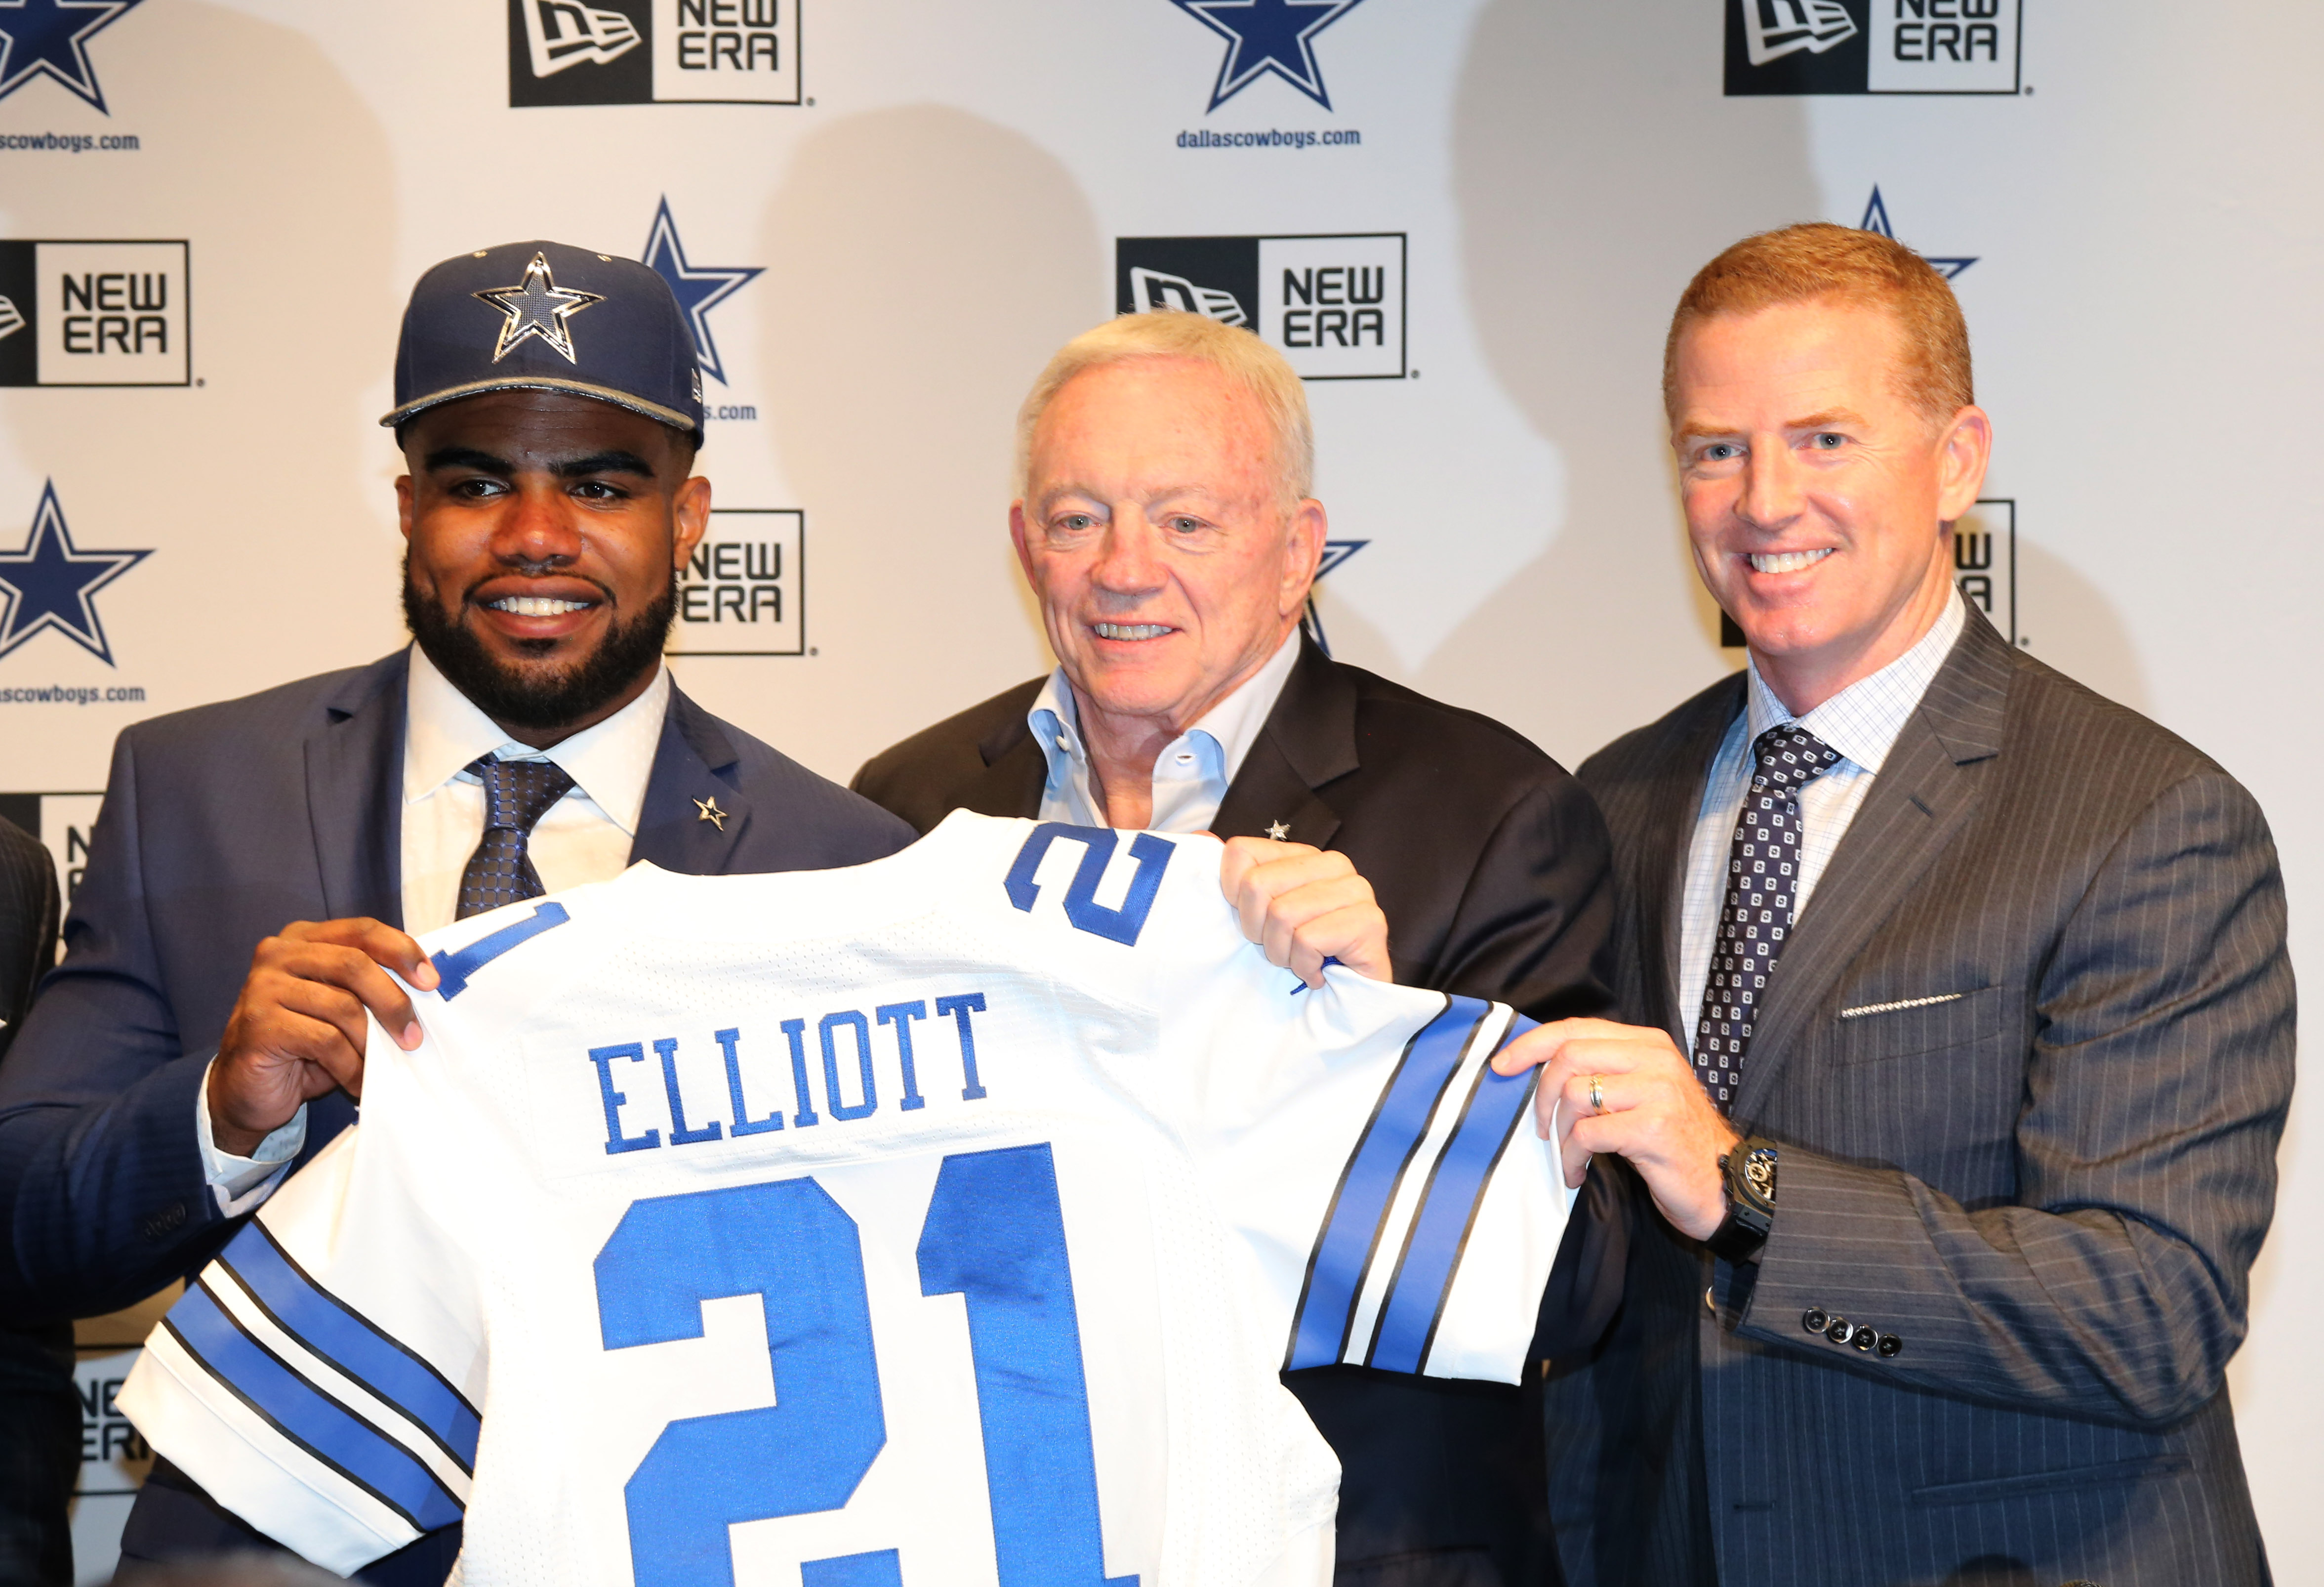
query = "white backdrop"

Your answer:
(0, 1), (2315, 1579)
